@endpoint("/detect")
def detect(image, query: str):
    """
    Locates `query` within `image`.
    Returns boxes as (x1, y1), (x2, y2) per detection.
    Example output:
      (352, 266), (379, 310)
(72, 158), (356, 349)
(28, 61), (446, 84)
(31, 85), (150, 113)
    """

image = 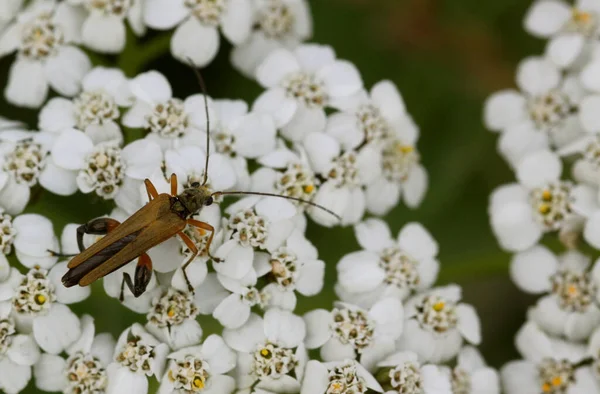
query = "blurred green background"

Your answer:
(0, 0), (547, 387)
